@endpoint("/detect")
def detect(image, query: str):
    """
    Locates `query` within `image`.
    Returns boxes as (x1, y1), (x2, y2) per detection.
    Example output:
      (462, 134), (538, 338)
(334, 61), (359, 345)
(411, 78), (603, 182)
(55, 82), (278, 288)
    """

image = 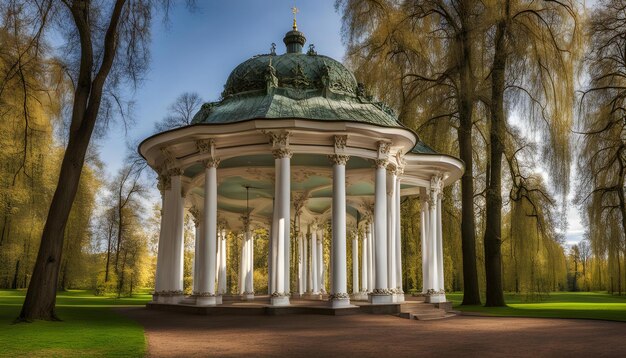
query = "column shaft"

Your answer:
(437, 195), (444, 291)
(218, 230), (227, 294)
(280, 156), (291, 295)
(361, 231), (368, 292)
(421, 201), (429, 293)
(367, 223), (374, 292)
(298, 232), (304, 295)
(171, 175), (185, 294)
(246, 233), (254, 294)
(395, 178), (403, 292)
(374, 164), (388, 290)
(428, 199), (439, 291)
(311, 228), (319, 294)
(387, 170), (397, 291)
(352, 233), (359, 294)
(239, 235), (246, 295)
(154, 182), (172, 296)
(317, 230), (326, 293)
(330, 156), (350, 307)
(304, 232), (309, 293)
(205, 165), (218, 298)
